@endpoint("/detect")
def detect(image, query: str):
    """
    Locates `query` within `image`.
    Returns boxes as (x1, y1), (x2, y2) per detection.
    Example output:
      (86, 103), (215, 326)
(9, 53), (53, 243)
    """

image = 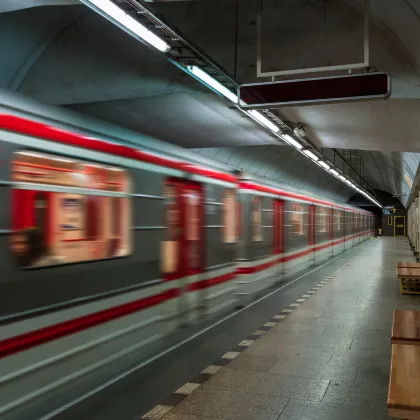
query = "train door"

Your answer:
(309, 205), (316, 266)
(329, 208), (334, 256)
(34, 192), (49, 246)
(183, 183), (204, 275)
(273, 200), (284, 277)
(162, 179), (204, 280)
(353, 213), (356, 247)
(273, 200), (284, 254)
